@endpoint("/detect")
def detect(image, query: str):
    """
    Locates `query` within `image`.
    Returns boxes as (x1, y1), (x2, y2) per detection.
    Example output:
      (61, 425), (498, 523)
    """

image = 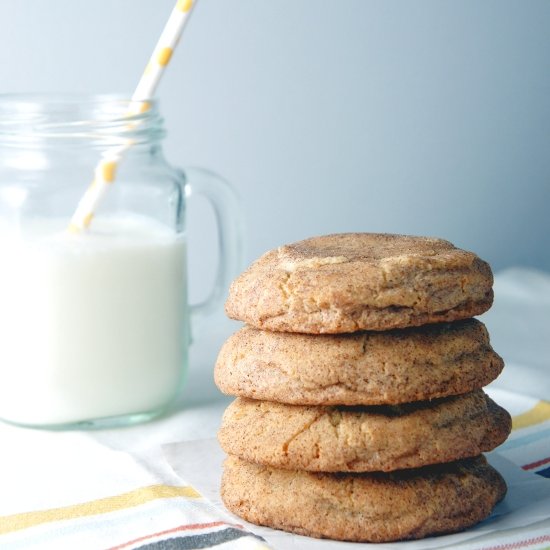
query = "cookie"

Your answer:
(225, 233), (493, 333)
(214, 319), (503, 405)
(221, 455), (506, 542)
(218, 390), (511, 472)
